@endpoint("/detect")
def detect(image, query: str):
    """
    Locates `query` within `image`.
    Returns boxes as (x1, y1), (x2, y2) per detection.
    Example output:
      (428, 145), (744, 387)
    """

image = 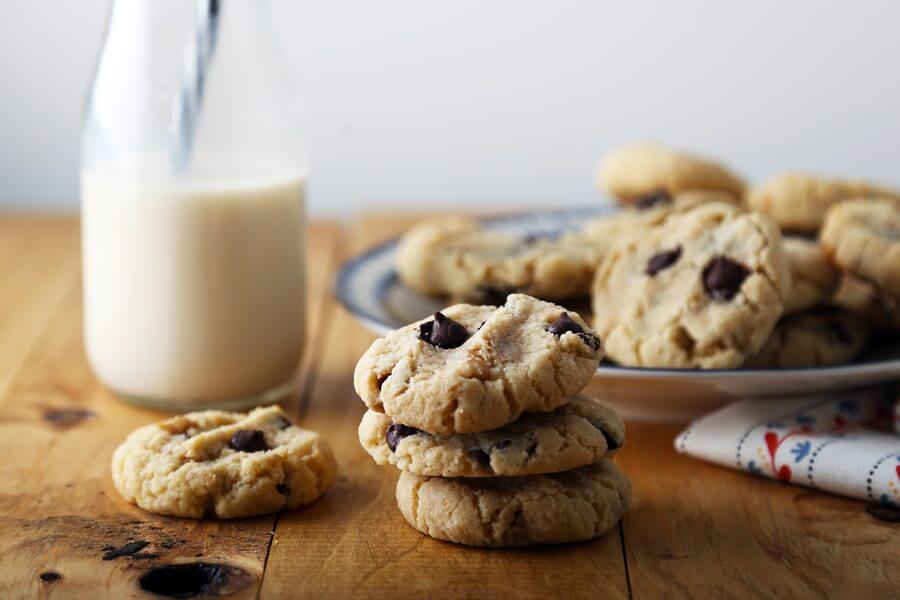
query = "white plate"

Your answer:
(335, 207), (900, 422)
